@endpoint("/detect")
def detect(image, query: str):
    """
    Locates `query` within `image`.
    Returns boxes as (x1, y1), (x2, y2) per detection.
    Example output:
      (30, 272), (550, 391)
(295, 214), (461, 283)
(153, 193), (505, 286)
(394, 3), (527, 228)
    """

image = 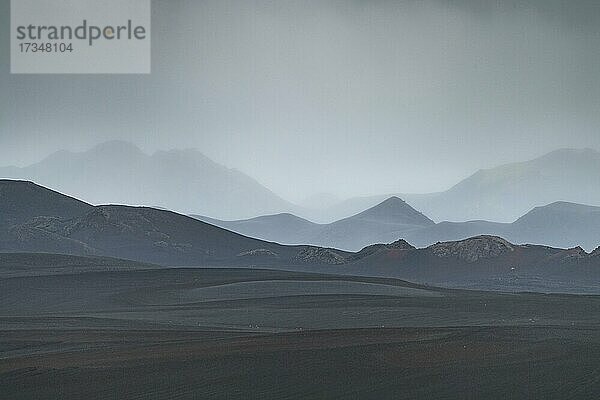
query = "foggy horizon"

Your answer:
(2, 139), (599, 204)
(2, 0), (600, 202)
